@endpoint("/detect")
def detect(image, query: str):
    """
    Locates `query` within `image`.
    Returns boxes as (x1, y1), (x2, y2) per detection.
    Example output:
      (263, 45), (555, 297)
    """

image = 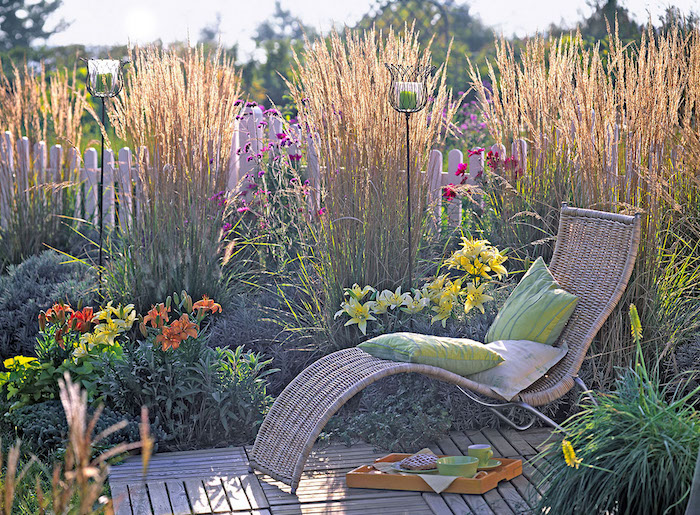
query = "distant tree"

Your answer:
(354, 0), (494, 95)
(0, 0), (67, 51)
(200, 12), (223, 44)
(578, 0), (641, 42)
(242, 1), (316, 107)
